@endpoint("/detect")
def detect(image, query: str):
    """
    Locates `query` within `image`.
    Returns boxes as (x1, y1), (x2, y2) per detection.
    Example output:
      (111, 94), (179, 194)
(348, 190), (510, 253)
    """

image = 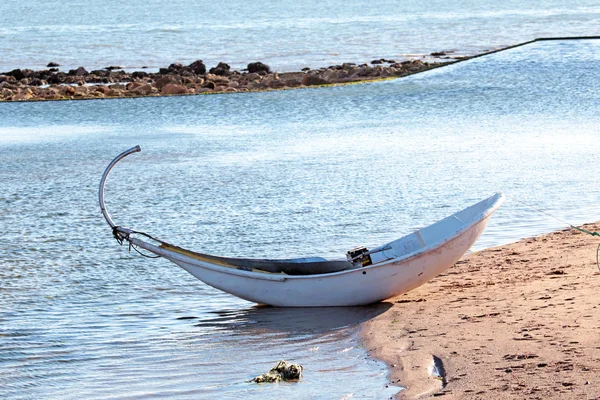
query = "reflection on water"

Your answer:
(197, 304), (392, 335)
(1, 40), (600, 399)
